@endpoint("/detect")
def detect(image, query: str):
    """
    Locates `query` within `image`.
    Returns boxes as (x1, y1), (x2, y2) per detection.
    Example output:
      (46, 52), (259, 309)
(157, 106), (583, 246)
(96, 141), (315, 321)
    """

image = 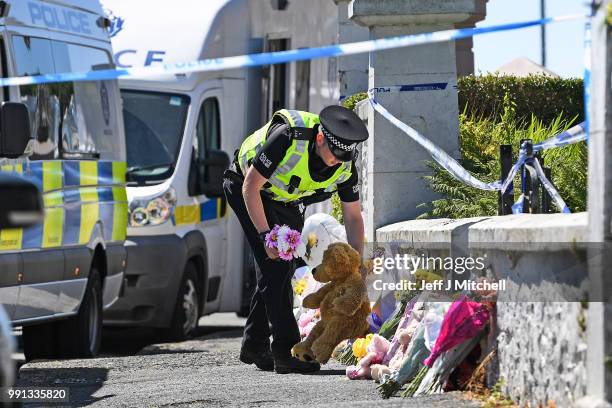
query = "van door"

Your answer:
(189, 90), (227, 307)
(10, 35), (65, 320)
